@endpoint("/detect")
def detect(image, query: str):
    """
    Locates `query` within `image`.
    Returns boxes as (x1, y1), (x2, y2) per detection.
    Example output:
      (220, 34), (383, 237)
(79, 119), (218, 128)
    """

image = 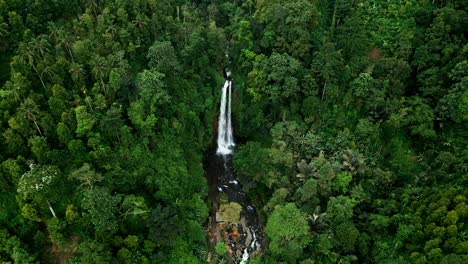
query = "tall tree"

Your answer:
(17, 164), (63, 220)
